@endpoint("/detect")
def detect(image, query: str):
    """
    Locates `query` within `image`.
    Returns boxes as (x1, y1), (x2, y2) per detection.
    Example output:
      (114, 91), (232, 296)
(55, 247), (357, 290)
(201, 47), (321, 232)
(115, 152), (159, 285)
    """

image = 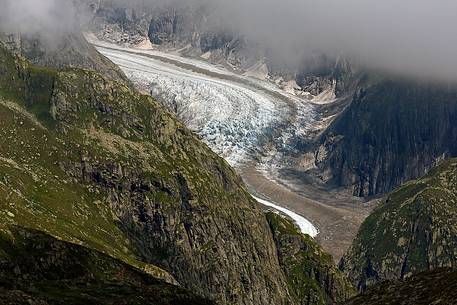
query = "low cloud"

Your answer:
(0, 0), (77, 37)
(3, 0), (457, 81)
(210, 0), (457, 81)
